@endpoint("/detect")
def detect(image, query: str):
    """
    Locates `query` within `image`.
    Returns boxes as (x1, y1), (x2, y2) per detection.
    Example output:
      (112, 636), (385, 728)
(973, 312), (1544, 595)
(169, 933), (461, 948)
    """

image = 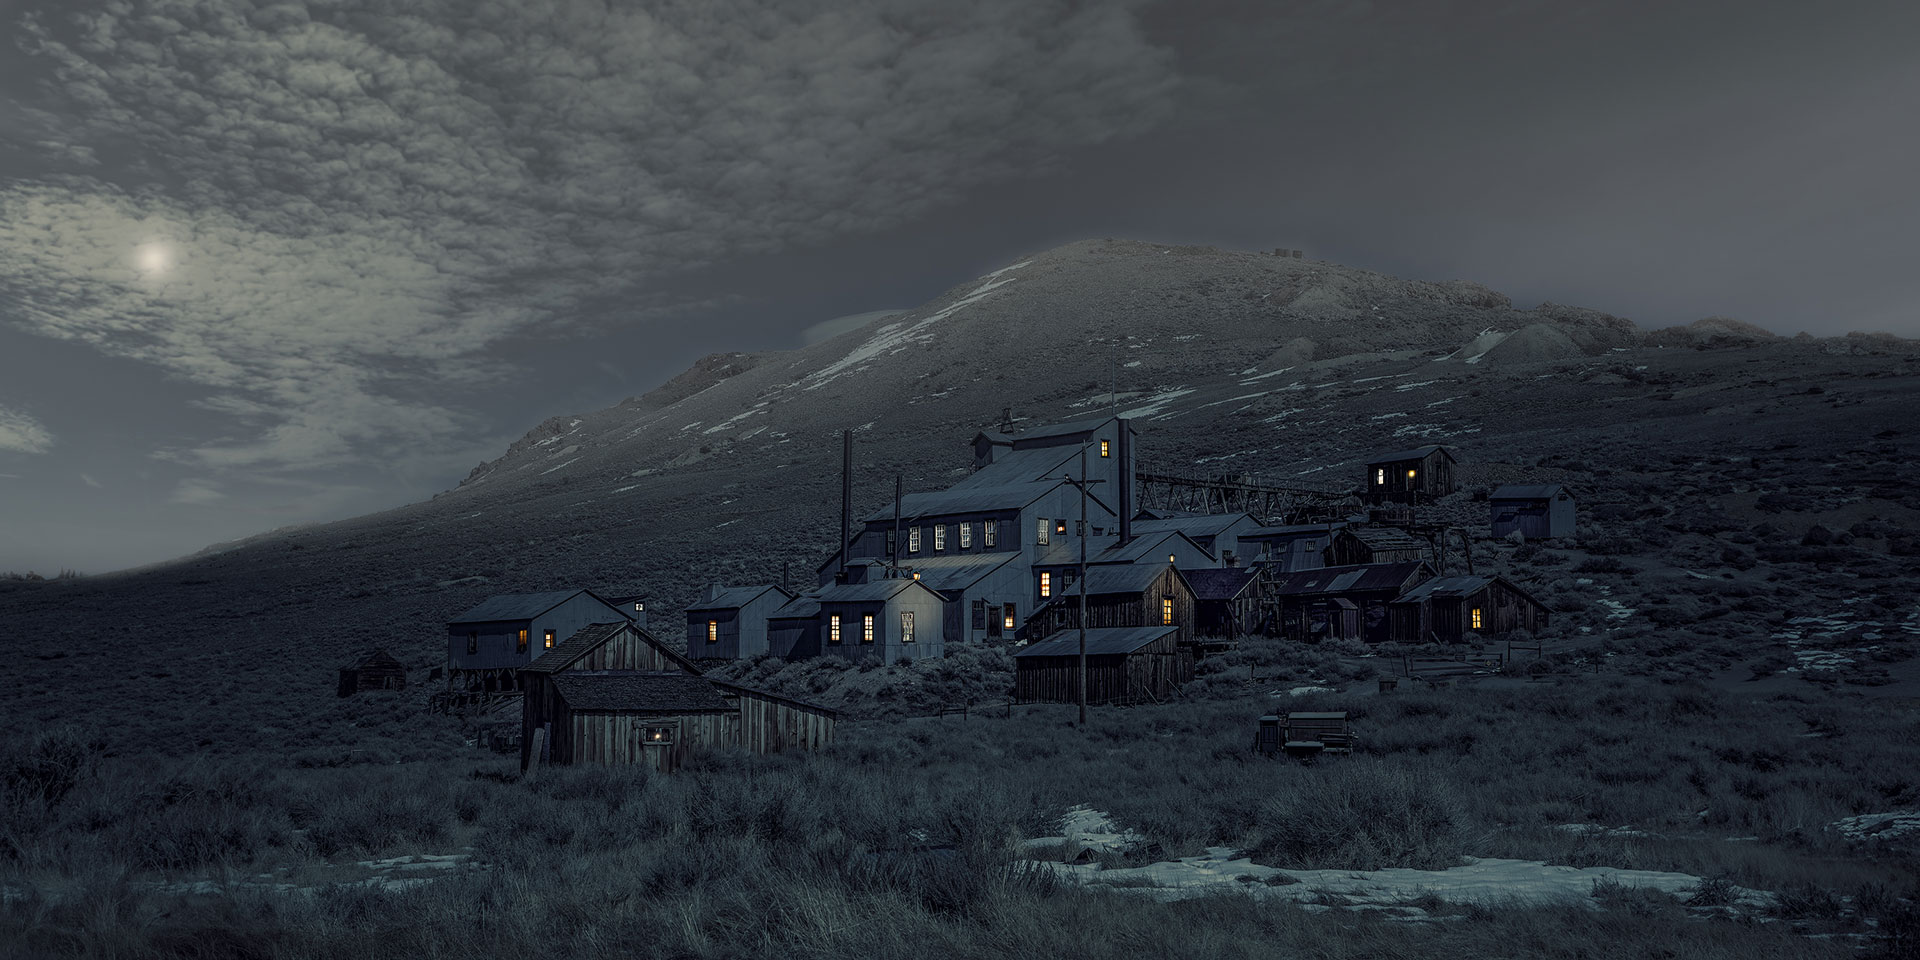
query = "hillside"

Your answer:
(2, 238), (1919, 758)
